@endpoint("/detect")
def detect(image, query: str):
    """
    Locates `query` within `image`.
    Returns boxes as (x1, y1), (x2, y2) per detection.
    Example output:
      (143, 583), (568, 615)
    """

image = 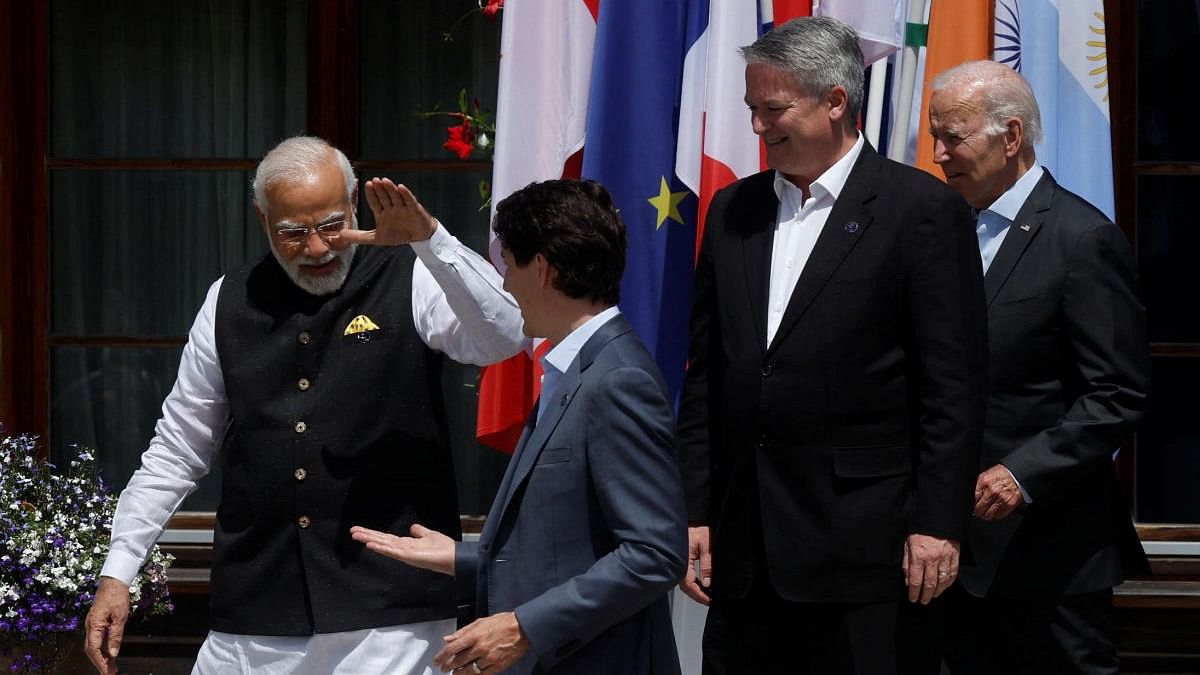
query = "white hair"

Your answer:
(254, 136), (359, 295)
(932, 60), (1044, 149)
(251, 136), (356, 214)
